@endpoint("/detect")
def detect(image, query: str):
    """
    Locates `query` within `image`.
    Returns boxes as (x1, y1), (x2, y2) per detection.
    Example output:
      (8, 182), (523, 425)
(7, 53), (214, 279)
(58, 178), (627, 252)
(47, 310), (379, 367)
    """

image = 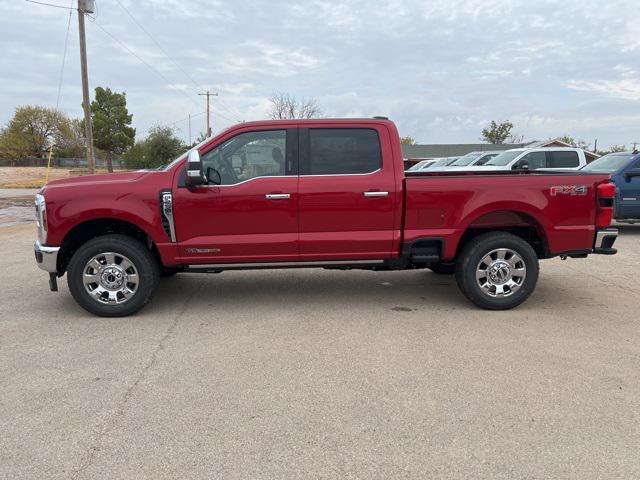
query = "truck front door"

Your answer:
(173, 128), (299, 264)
